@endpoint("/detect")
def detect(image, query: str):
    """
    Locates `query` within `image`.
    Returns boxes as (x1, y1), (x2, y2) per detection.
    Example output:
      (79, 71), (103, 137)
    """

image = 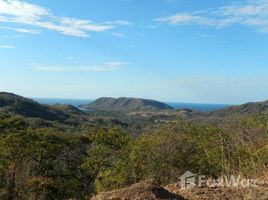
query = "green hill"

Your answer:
(79, 97), (174, 112)
(209, 100), (268, 117)
(0, 92), (84, 121)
